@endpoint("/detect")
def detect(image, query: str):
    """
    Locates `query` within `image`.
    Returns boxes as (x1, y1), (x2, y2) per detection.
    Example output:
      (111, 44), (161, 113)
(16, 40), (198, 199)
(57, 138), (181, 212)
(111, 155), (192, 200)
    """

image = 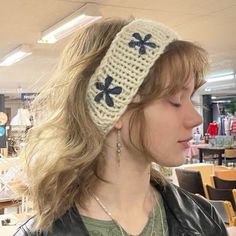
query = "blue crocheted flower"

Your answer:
(128, 33), (157, 55)
(94, 76), (122, 107)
